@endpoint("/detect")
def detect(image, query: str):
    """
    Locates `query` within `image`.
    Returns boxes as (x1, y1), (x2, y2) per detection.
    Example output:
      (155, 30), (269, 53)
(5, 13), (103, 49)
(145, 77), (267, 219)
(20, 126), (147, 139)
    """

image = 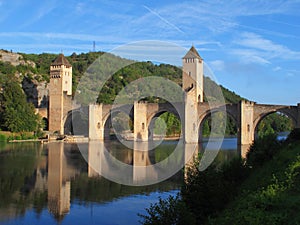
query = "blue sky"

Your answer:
(0, 0), (299, 105)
